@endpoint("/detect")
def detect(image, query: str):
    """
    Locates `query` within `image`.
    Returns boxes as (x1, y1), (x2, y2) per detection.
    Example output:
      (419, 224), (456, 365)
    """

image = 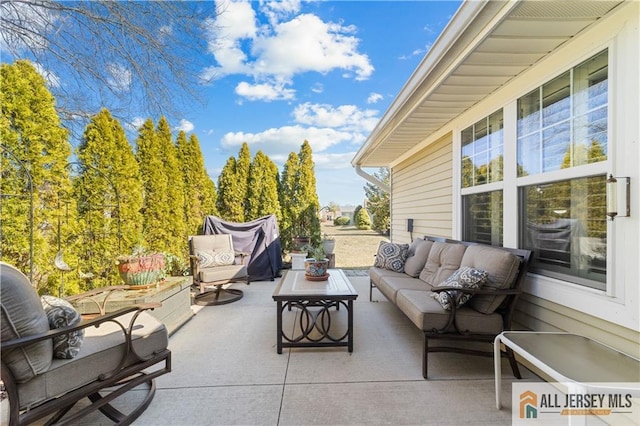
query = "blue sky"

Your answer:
(5, 0), (462, 208)
(157, 0), (462, 207)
